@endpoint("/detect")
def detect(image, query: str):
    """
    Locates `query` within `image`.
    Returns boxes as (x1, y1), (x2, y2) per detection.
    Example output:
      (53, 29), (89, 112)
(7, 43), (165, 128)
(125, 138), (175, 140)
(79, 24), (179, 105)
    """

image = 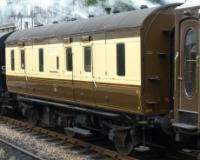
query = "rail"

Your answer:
(0, 137), (45, 160)
(0, 116), (138, 160)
